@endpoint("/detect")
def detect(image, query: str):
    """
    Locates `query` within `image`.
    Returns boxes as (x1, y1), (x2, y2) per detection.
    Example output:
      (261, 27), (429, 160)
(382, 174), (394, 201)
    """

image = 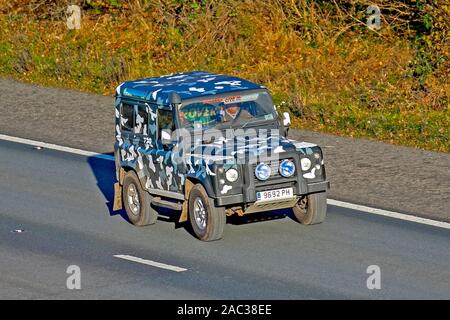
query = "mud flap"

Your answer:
(178, 179), (194, 223)
(113, 182), (123, 211)
(179, 200), (188, 223)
